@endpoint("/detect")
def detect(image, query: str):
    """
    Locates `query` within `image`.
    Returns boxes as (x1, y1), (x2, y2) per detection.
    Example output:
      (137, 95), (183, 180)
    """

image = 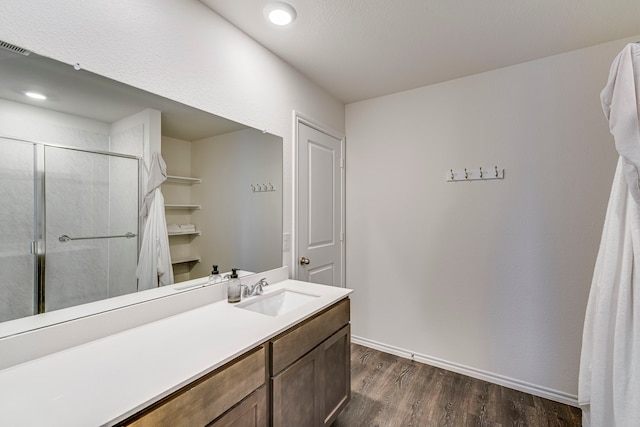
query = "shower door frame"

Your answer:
(2, 135), (143, 315)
